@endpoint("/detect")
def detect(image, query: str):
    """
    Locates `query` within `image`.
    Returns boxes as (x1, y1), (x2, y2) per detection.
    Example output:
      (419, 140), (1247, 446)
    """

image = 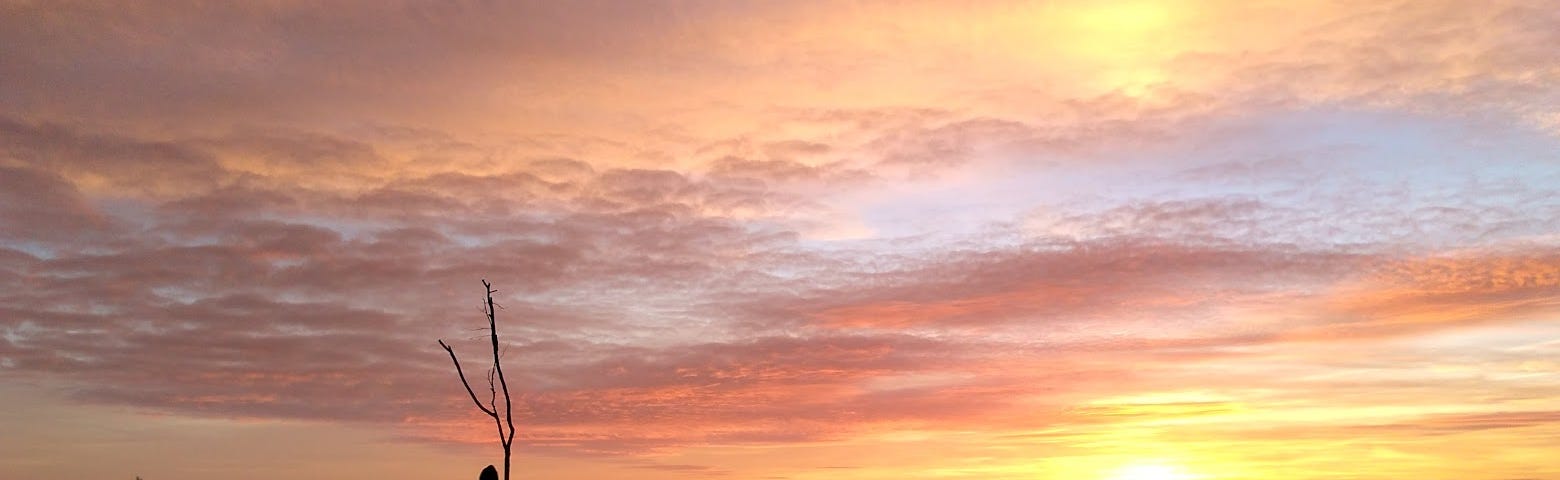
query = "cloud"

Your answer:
(1364, 410), (1560, 435)
(0, 166), (114, 243)
(0, 117), (228, 196)
(2, 109), (1556, 461)
(1289, 252), (1560, 340)
(791, 238), (1364, 330)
